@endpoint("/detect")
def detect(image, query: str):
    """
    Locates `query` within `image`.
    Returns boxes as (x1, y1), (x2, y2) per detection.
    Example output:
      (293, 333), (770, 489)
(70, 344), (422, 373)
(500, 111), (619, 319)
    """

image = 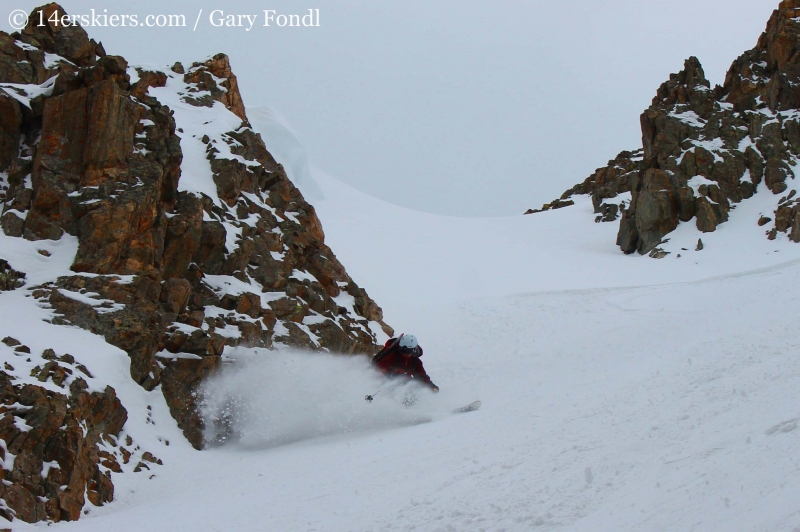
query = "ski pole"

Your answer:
(368, 334), (403, 402)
